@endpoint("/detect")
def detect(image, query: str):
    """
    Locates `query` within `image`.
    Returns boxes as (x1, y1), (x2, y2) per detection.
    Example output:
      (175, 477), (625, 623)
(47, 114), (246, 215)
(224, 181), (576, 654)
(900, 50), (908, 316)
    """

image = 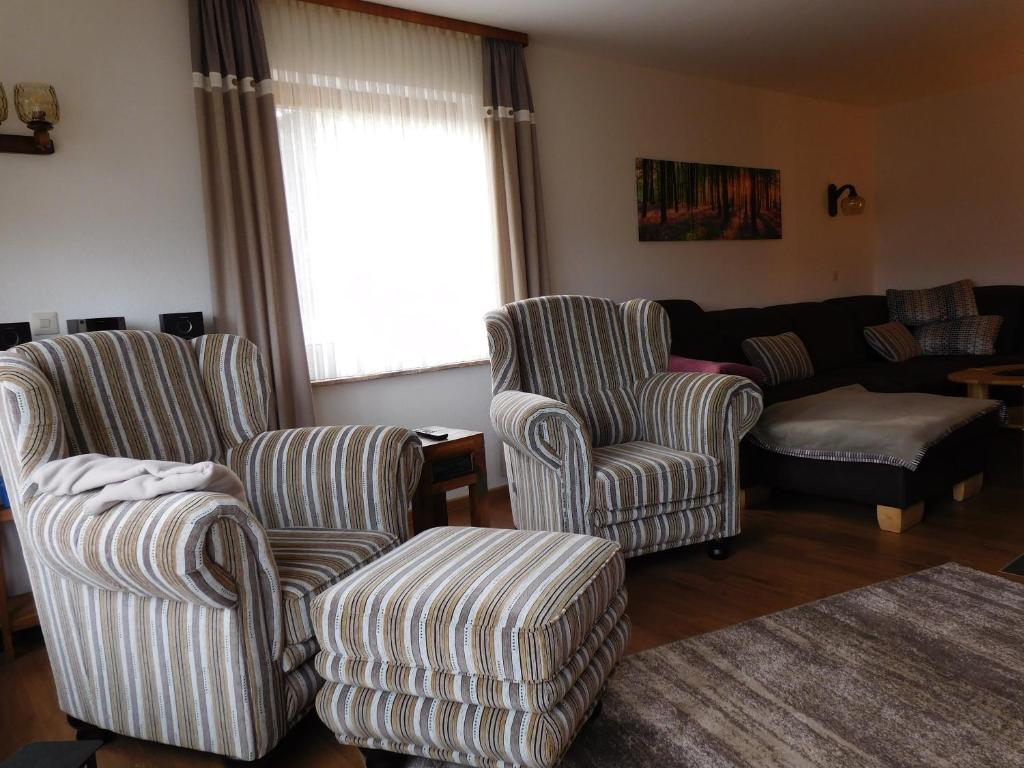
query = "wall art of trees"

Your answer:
(636, 158), (782, 241)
